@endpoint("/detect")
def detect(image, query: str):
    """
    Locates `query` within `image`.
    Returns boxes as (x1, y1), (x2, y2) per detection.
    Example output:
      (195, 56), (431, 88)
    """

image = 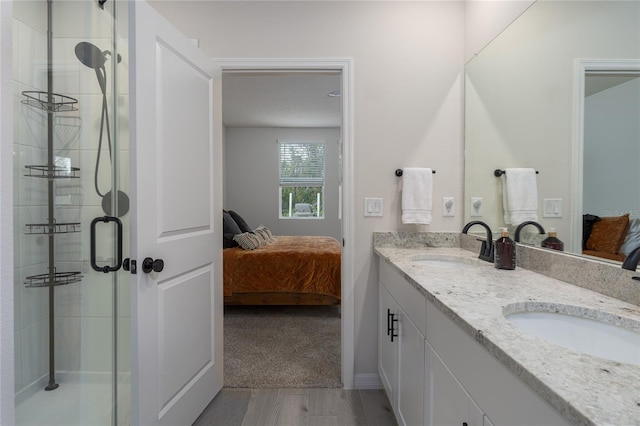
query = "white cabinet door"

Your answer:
(397, 311), (425, 426)
(426, 342), (483, 426)
(379, 280), (425, 426)
(378, 282), (399, 411)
